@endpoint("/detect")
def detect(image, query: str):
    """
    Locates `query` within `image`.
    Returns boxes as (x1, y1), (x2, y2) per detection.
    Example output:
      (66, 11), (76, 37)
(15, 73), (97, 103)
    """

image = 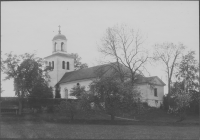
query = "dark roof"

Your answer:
(52, 34), (67, 41)
(58, 63), (131, 84)
(44, 52), (74, 59)
(58, 63), (165, 86)
(135, 76), (166, 86)
(59, 64), (114, 84)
